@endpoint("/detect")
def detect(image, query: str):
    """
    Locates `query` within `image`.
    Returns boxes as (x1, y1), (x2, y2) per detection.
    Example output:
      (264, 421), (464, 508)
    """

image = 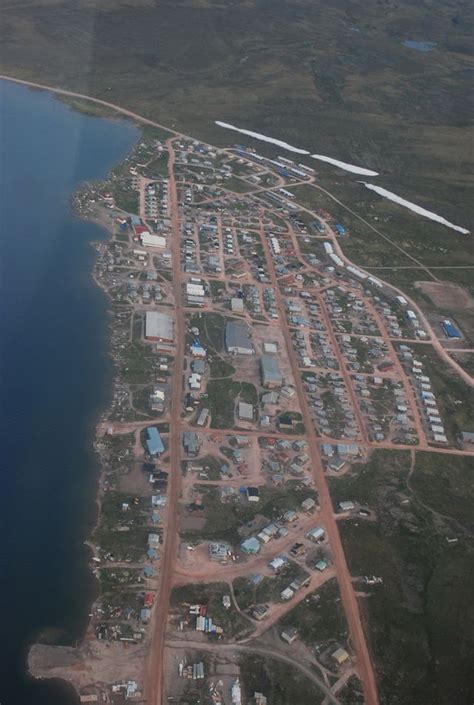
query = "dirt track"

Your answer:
(146, 139), (183, 705)
(258, 216), (380, 705)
